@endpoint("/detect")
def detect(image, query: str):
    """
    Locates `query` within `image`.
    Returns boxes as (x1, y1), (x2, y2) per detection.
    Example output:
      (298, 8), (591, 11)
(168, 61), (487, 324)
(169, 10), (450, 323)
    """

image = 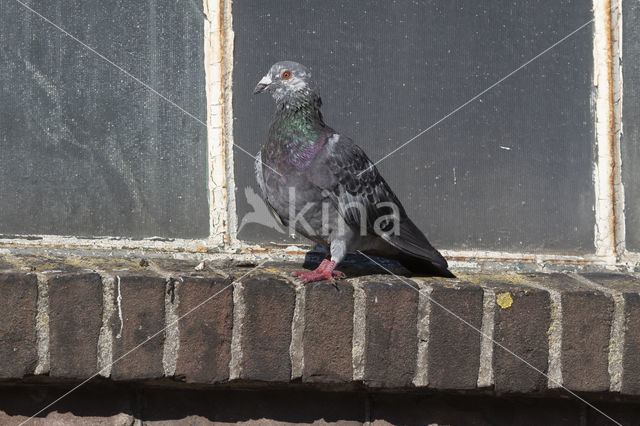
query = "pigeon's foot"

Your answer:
(292, 259), (344, 283)
(292, 258), (330, 278)
(297, 268), (344, 284)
